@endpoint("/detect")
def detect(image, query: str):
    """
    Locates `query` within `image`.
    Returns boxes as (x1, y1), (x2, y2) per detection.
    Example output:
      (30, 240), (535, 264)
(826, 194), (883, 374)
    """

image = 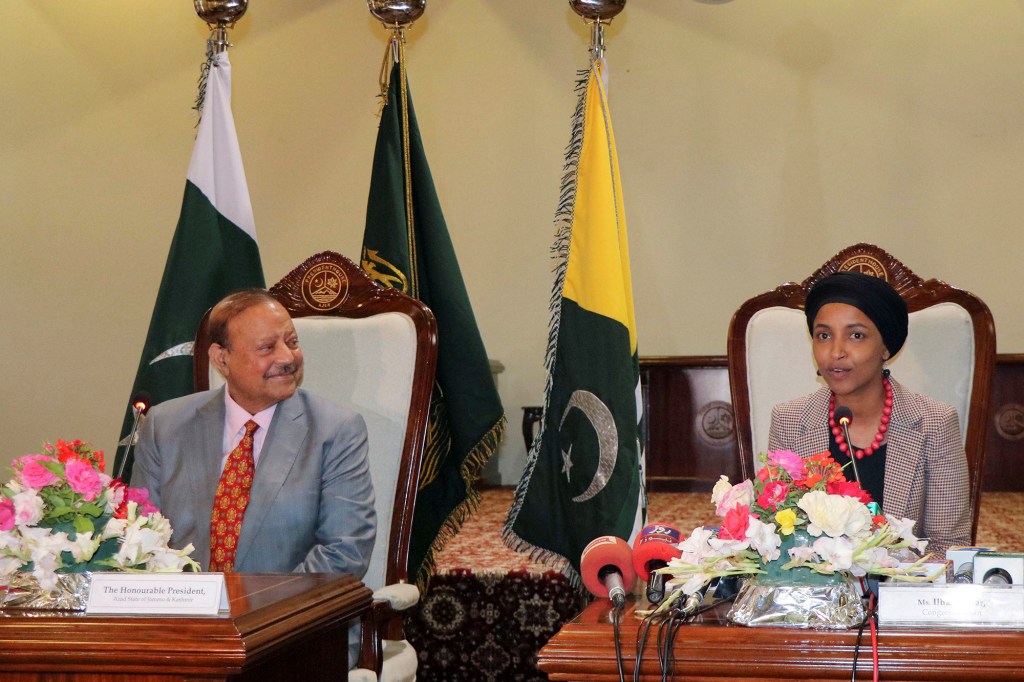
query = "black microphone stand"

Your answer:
(837, 415), (861, 484)
(114, 399), (148, 480)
